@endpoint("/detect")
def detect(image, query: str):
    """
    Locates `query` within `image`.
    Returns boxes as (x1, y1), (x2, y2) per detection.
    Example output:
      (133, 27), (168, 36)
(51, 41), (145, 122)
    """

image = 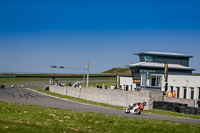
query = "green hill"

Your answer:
(101, 68), (131, 75)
